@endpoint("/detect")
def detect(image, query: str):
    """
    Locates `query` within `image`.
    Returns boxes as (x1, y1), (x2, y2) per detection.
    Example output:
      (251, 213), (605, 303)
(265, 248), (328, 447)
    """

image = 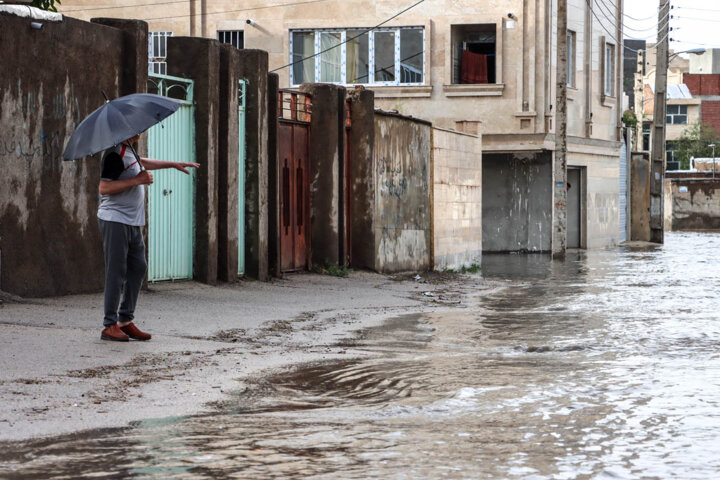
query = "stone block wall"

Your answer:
(432, 128), (482, 270)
